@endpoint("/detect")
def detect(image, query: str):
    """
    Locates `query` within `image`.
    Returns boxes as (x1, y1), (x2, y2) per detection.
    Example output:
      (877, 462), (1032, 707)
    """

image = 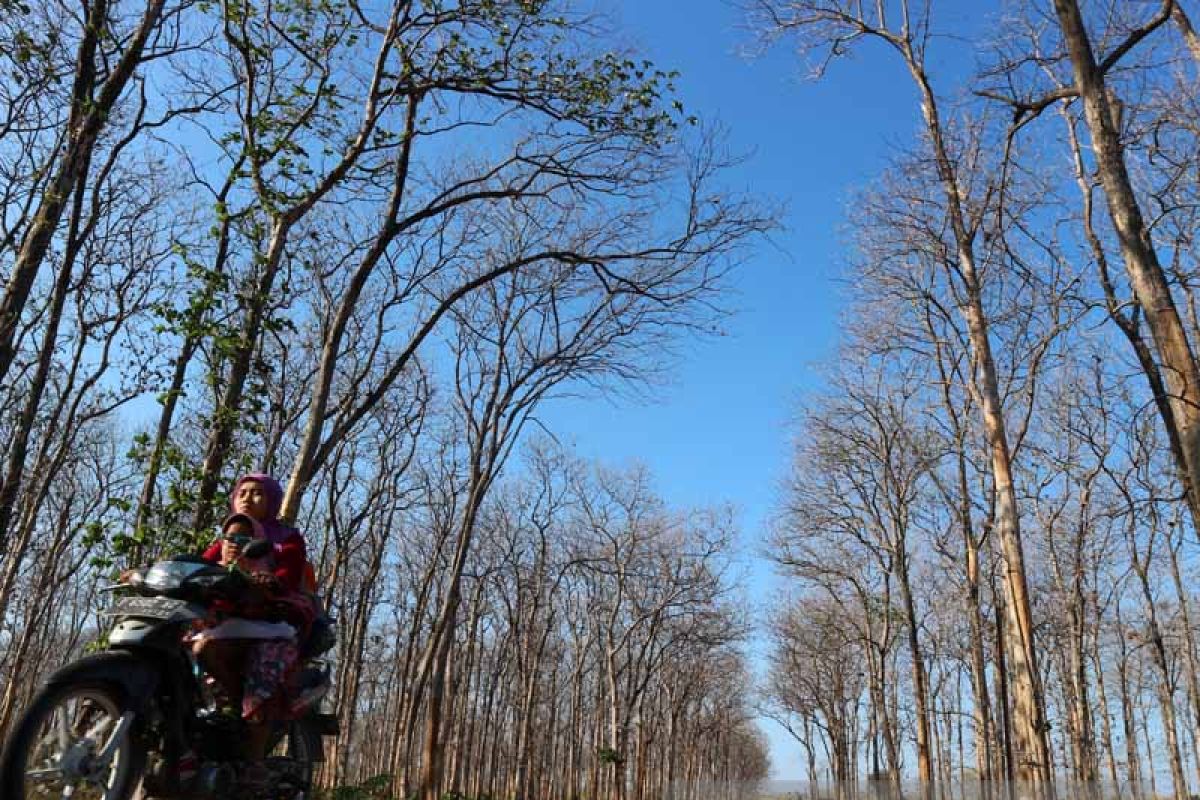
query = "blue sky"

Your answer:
(536, 0), (994, 781)
(105, 0), (996, 782)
